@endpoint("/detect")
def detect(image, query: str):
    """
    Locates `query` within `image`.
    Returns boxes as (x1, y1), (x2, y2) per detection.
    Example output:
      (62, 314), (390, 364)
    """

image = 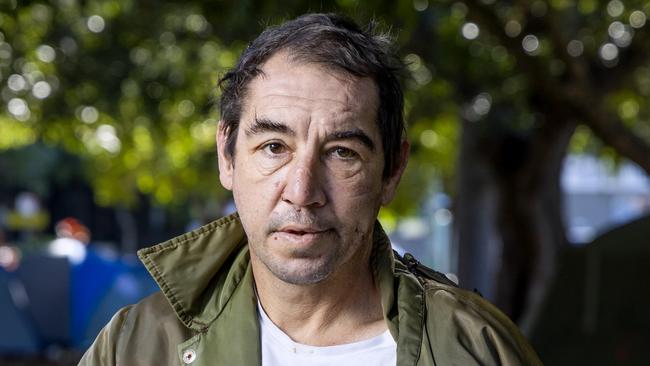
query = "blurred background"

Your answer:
(1, 0), (649, 365)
